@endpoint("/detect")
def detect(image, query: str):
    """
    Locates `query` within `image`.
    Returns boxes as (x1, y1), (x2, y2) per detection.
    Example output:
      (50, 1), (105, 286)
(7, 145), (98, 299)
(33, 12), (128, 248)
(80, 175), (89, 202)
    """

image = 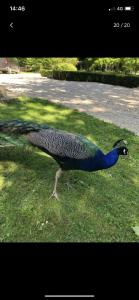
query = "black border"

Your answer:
(0, 243), (139, 299)
(1, 2), (138, 56)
